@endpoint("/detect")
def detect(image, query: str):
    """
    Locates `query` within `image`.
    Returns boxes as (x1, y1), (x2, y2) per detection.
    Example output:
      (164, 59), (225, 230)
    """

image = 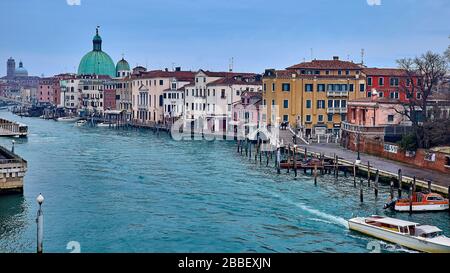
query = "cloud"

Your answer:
(367, 0), (381, 6)
(66, 0), (81, 6)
